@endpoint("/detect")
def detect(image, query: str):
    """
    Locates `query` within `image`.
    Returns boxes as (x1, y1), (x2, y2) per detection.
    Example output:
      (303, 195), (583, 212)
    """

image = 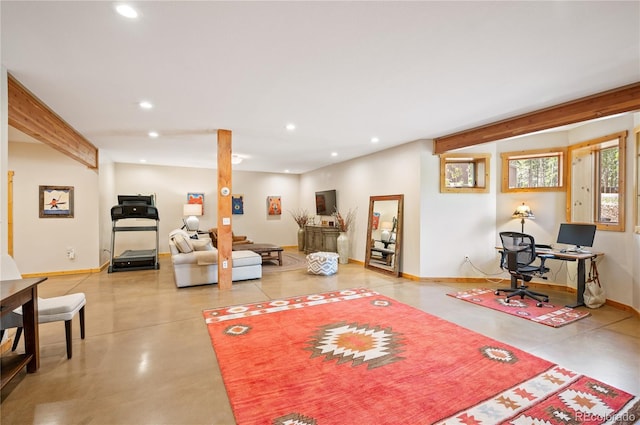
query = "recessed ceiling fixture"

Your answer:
(139, 100), (153, 109)
(148, 131), (159, 138)
(371, 137), (380, 143)
(331, 152), (338, 157)
(116, 4), (138, 19)
(284, 169), (290, 173)
(139, 159), (147, 163)
(285, 123), (296, 131)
